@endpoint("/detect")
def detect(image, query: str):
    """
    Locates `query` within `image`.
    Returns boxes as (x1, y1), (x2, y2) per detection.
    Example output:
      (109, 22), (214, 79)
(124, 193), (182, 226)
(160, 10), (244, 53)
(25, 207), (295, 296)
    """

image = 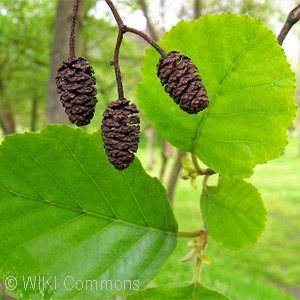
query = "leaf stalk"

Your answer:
(177, 230), (202, 238)
(191, 228), (208, 283)
(191, 154), (215, 176)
